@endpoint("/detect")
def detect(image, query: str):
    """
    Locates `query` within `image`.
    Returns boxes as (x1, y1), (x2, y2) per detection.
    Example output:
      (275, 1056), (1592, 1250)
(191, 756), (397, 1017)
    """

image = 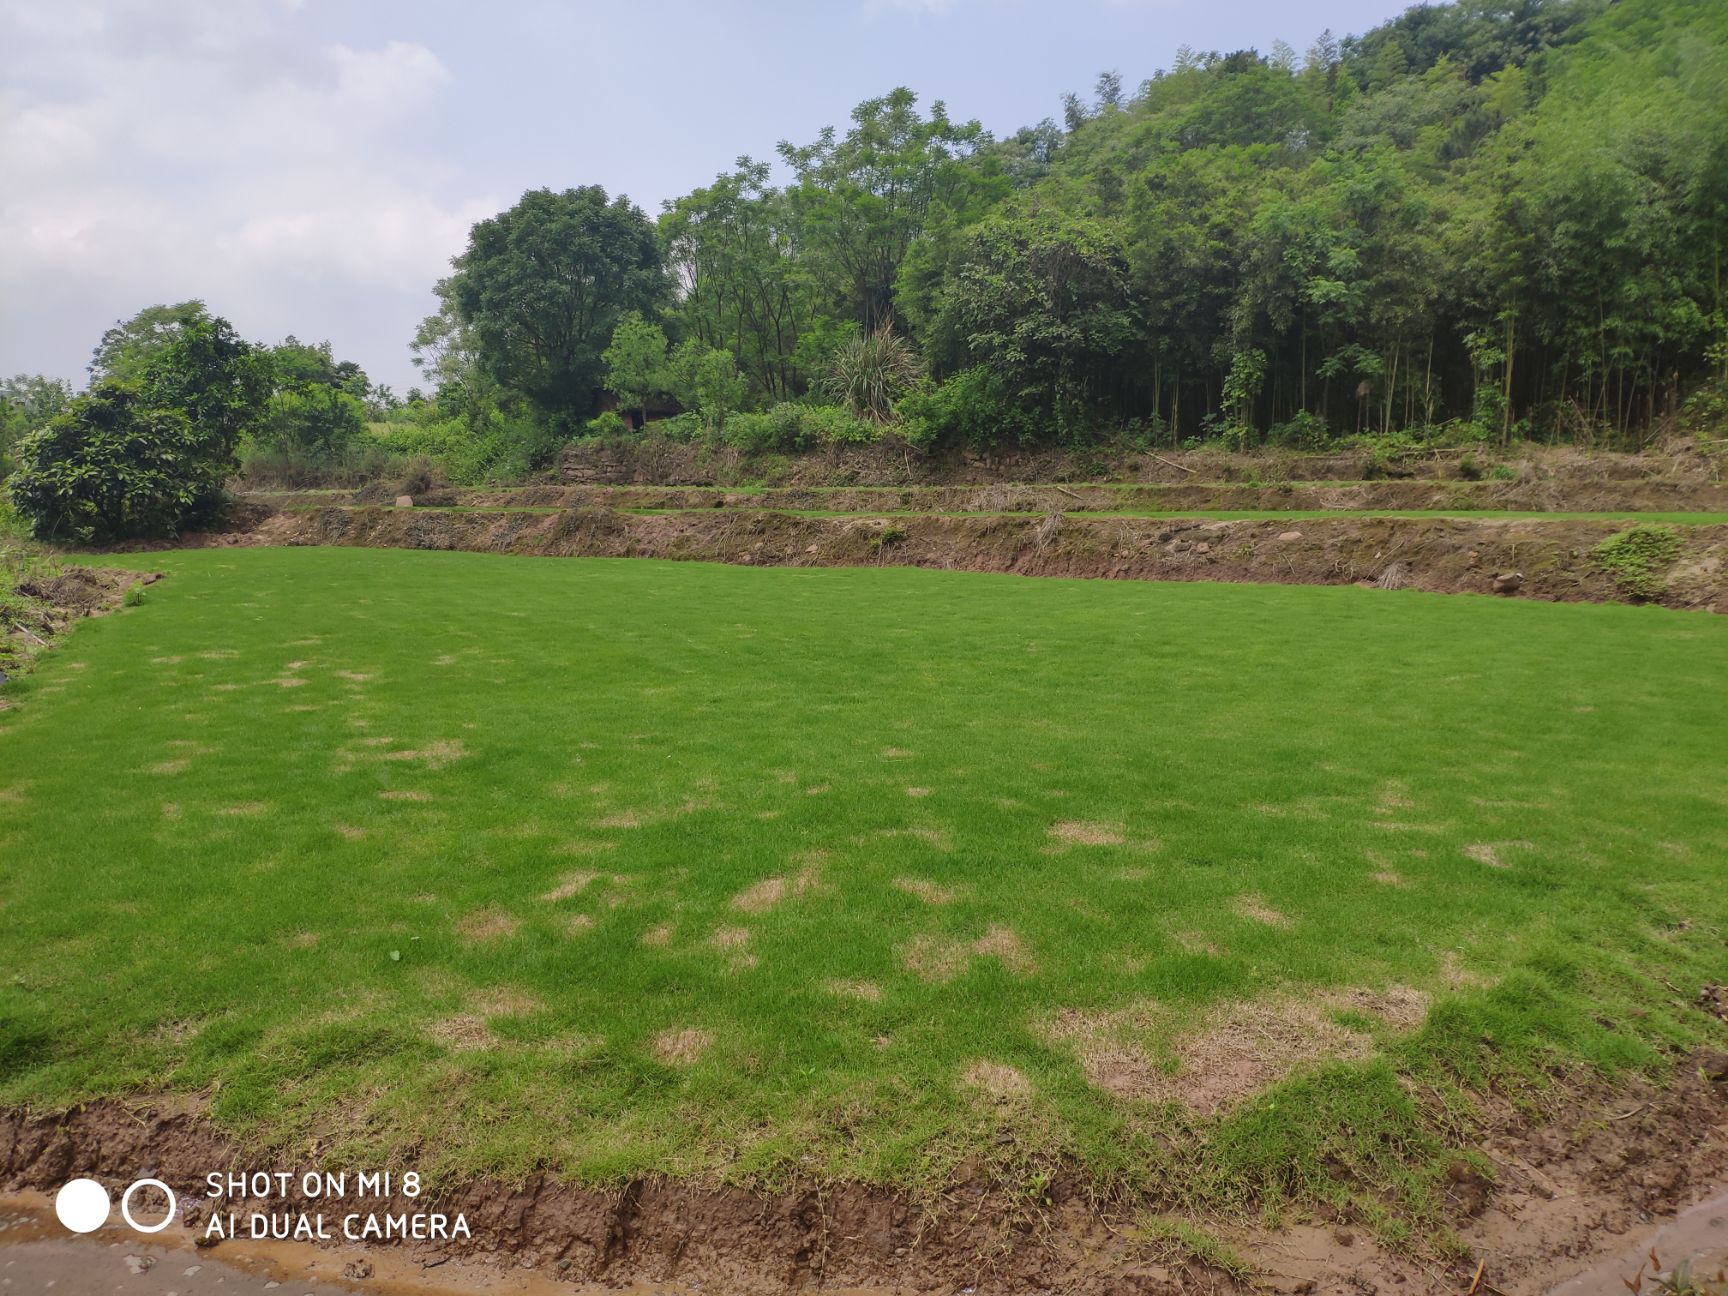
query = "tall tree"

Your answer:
(779, 89), (991, 330)
(449, 187), (666, 426)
